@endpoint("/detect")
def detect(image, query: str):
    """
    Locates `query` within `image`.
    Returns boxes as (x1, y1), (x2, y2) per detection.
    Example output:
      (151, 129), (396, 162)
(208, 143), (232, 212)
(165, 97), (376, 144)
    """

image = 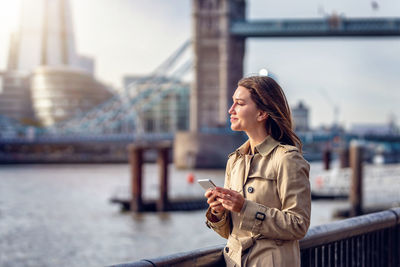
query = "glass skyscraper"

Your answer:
(7, 0), (93, 74)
